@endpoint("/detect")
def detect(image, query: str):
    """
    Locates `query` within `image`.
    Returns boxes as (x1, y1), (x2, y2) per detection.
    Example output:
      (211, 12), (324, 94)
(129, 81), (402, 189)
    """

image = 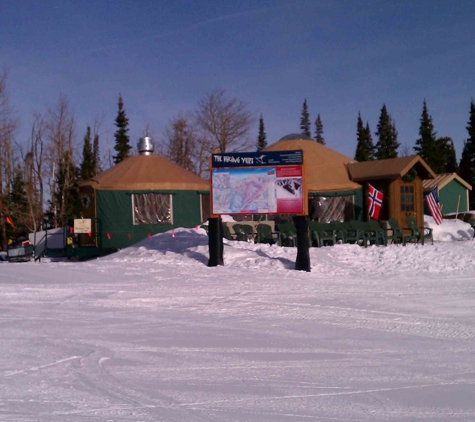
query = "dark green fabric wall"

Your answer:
(424, 180), (468, 215)
(96, 190), (204, 249)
